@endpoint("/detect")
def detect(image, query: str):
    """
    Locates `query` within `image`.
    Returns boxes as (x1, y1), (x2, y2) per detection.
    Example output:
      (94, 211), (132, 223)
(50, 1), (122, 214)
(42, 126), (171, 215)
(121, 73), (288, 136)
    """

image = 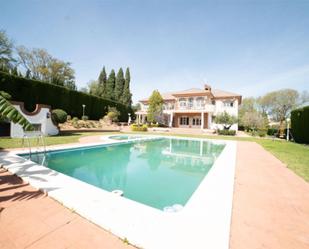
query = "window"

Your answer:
(180, 116), (189, 125)
(224, 101), (234, 107)
(188, 98), (194, 109)
(32, 124), (42, 131)
(179, 98), (187, 109)
(192, 117), (201, 126)
(196, 97), (204, 109)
